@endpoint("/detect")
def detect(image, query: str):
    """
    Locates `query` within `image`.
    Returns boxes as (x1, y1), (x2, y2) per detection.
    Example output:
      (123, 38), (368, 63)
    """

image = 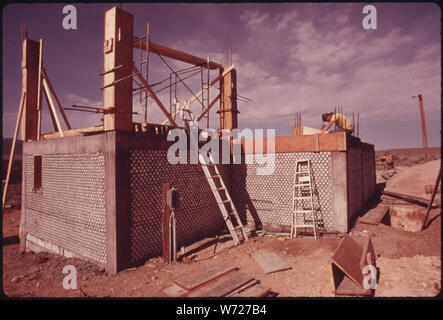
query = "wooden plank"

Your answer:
(42, 68), (72, 129)
(2, 92), (25, 210)
(173, 263), (237, 290)
(358, 206), (389, 225)
(103, 7), (133, 131)
(382, 190), (440, 208)
(226, 279), (259, 296)
(42, 126), (104, 139)
(162, 183), (171, 263)
(253, 252), (291, 274)
(42, 78), (64, 137)
(231, 133), (348, 154)
(162, 283), (189, 297)
(231, 283), (272, 297)
(21, 38), (39, 141)
(330, 236), (364, 288)
(36, 39), (43, 140)
(133, 64), (178, 127)
(186, 271), (254, 297)
(134, 39), (223, 70)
